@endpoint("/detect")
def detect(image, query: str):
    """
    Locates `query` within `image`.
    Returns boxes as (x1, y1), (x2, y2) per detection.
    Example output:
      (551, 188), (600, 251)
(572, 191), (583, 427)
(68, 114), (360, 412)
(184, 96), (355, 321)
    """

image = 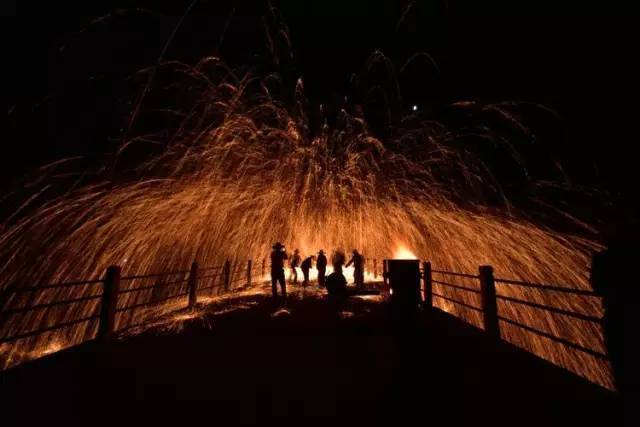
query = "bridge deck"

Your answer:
(2, 287), (620, 426)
